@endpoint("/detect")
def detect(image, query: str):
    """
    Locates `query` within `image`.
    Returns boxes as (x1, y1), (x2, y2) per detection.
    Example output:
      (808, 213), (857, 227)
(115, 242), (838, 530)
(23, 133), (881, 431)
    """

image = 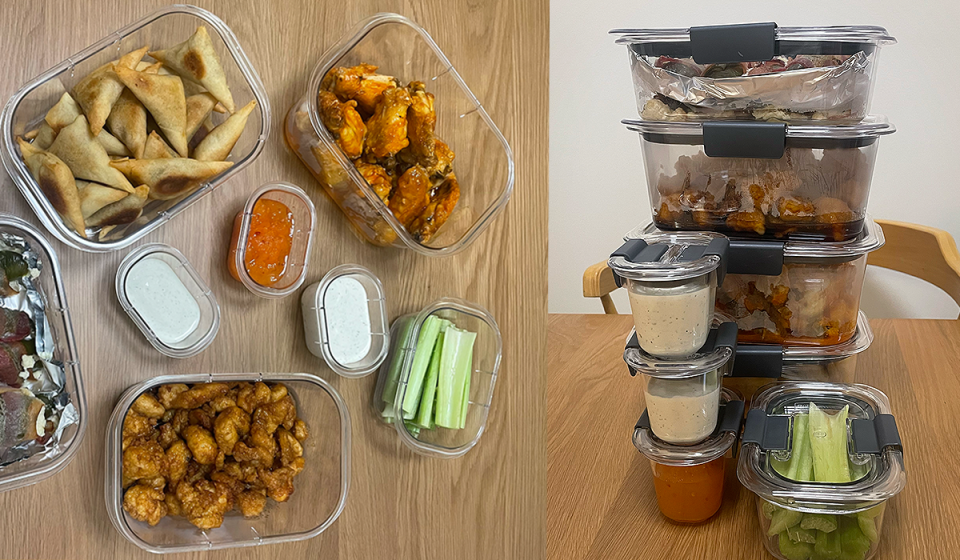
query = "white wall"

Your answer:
(549, 0), (960, 318)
